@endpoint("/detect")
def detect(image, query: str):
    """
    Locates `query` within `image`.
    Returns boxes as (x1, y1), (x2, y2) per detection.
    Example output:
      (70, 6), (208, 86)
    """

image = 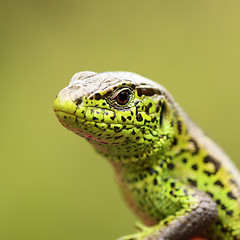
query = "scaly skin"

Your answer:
(53, 71), (240, 240)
